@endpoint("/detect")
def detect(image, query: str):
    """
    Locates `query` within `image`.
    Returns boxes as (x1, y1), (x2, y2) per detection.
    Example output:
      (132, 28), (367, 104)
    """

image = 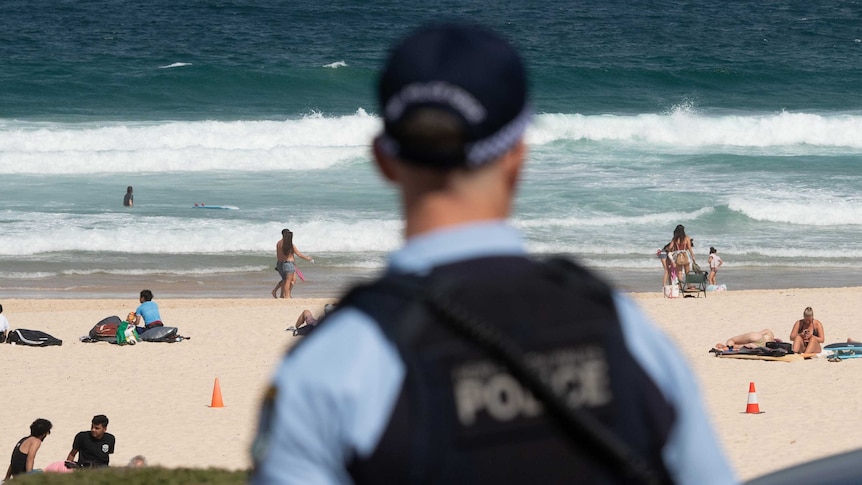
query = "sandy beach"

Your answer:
(2, 288), (862, 481)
